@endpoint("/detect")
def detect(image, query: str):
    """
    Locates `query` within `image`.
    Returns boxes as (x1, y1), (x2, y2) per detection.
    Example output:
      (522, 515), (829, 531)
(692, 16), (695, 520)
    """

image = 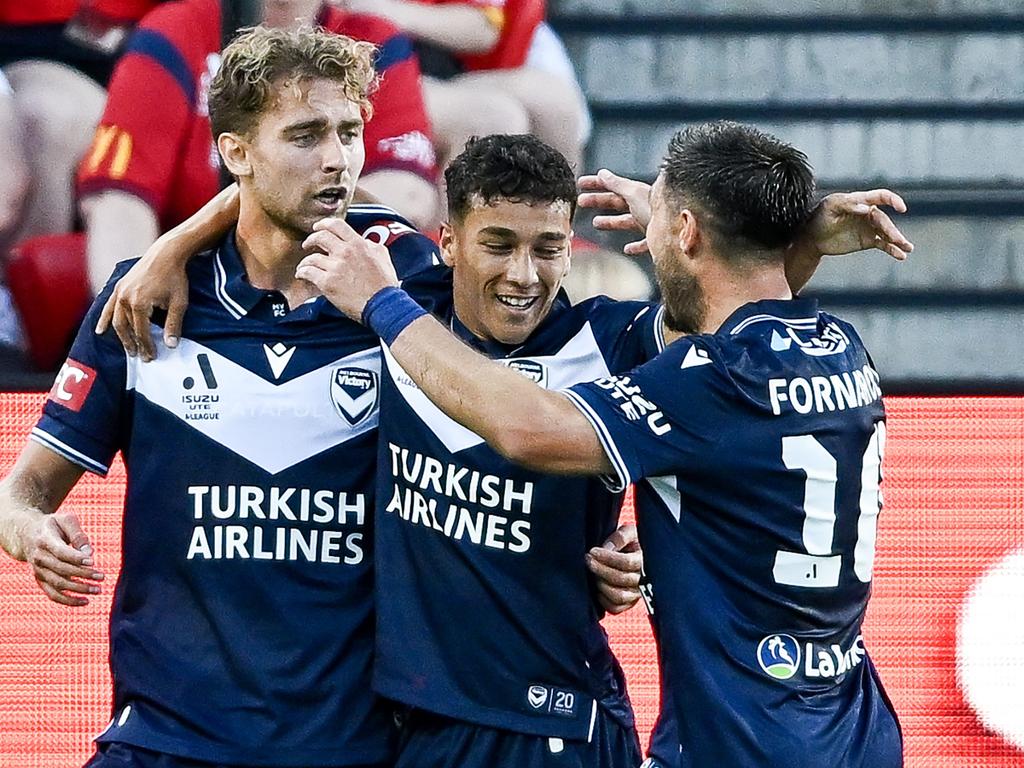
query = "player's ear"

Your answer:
(439, 222), (456, 267)
(218, 132), (252, 179)
(677, 208), (701, 259)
